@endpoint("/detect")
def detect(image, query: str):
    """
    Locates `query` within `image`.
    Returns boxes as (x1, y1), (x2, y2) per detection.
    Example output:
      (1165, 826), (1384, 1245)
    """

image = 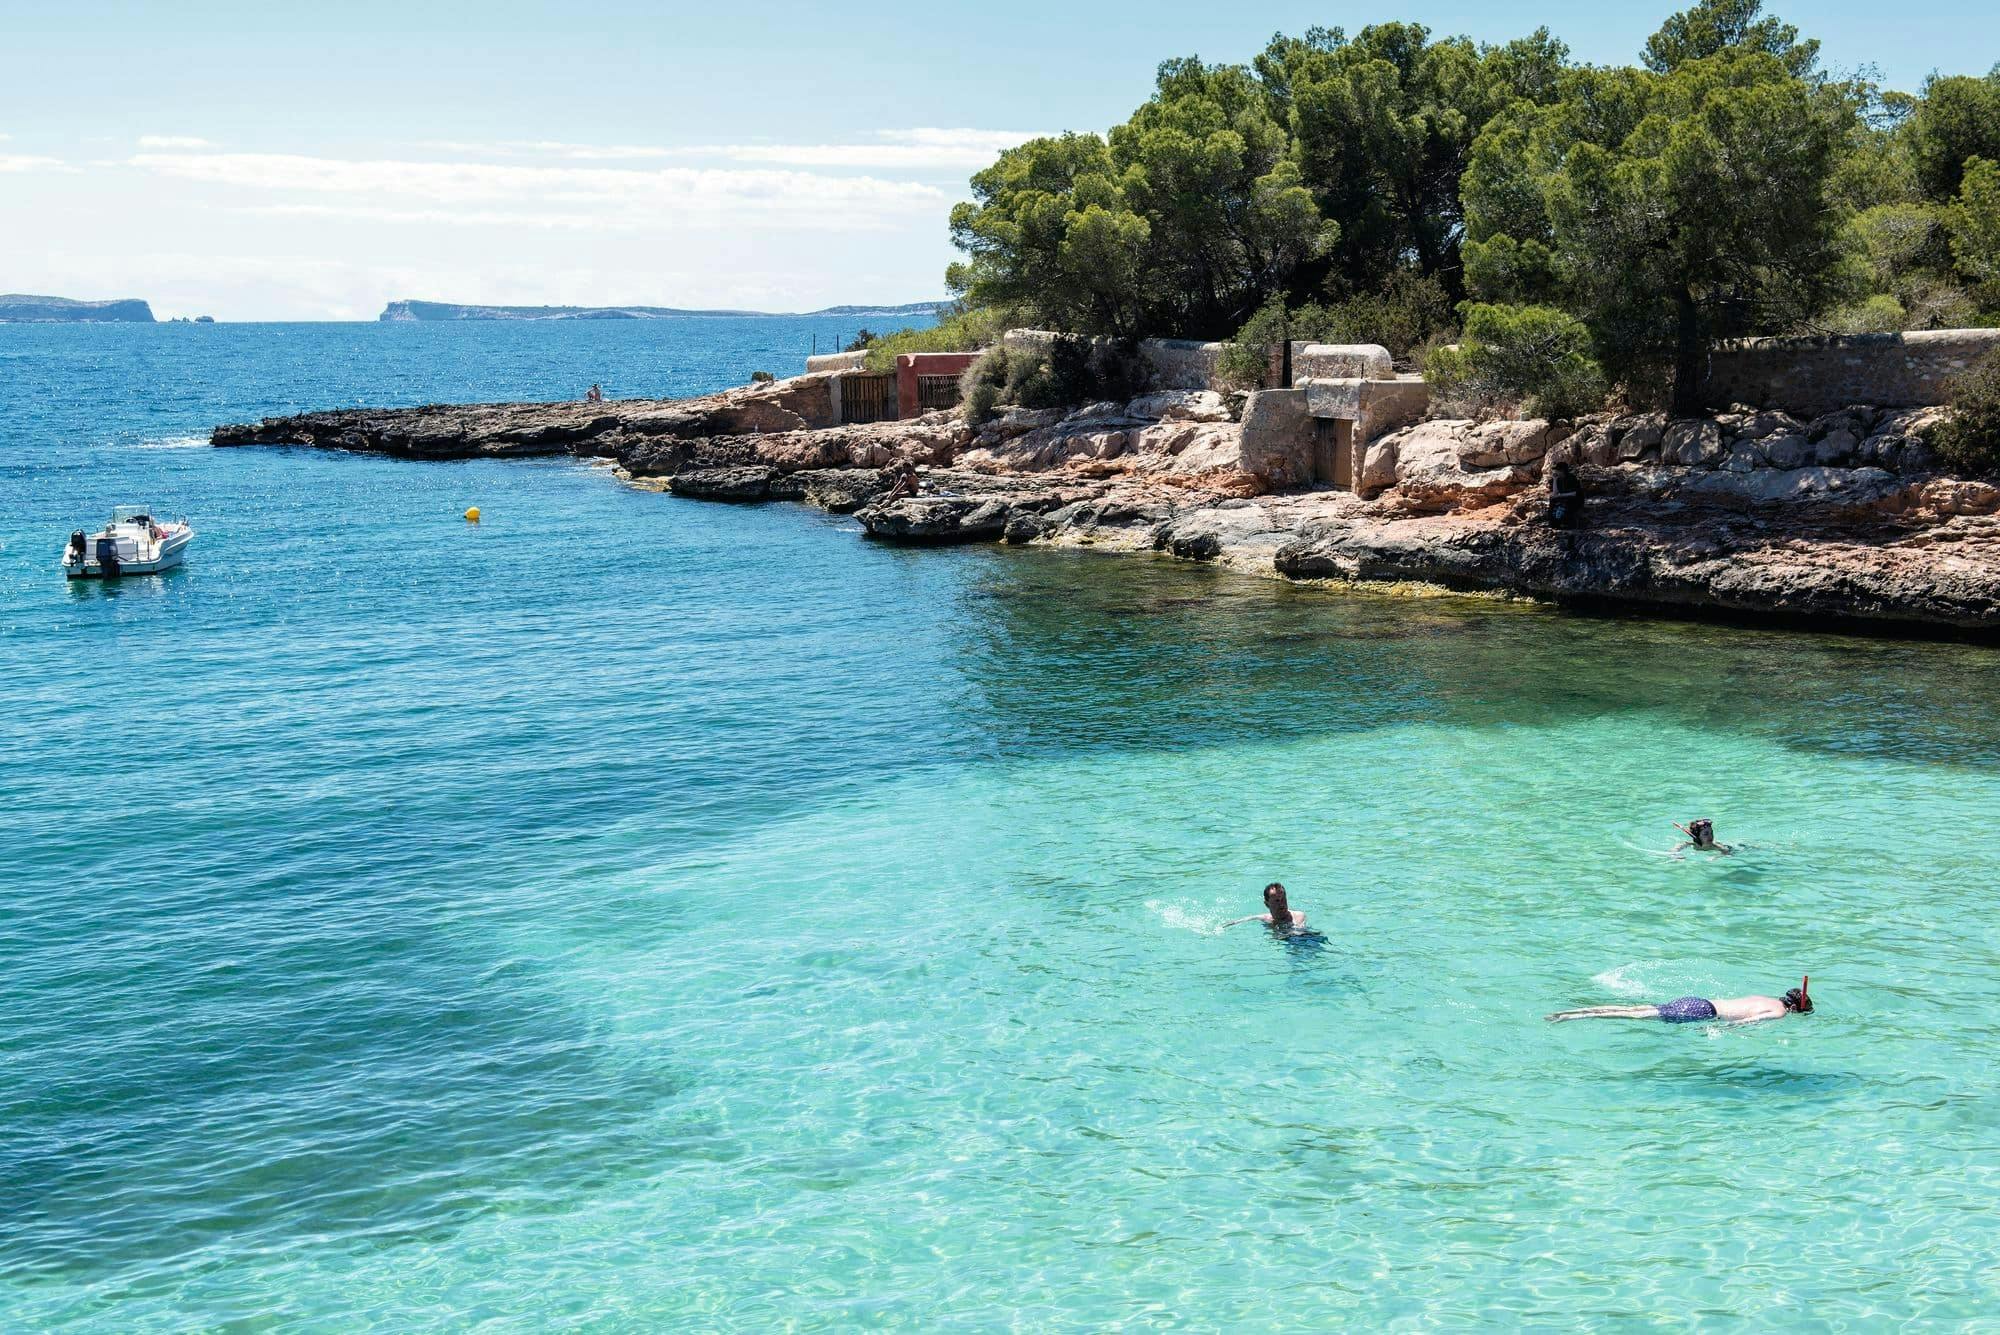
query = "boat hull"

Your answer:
(63, 530), (192, 579)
